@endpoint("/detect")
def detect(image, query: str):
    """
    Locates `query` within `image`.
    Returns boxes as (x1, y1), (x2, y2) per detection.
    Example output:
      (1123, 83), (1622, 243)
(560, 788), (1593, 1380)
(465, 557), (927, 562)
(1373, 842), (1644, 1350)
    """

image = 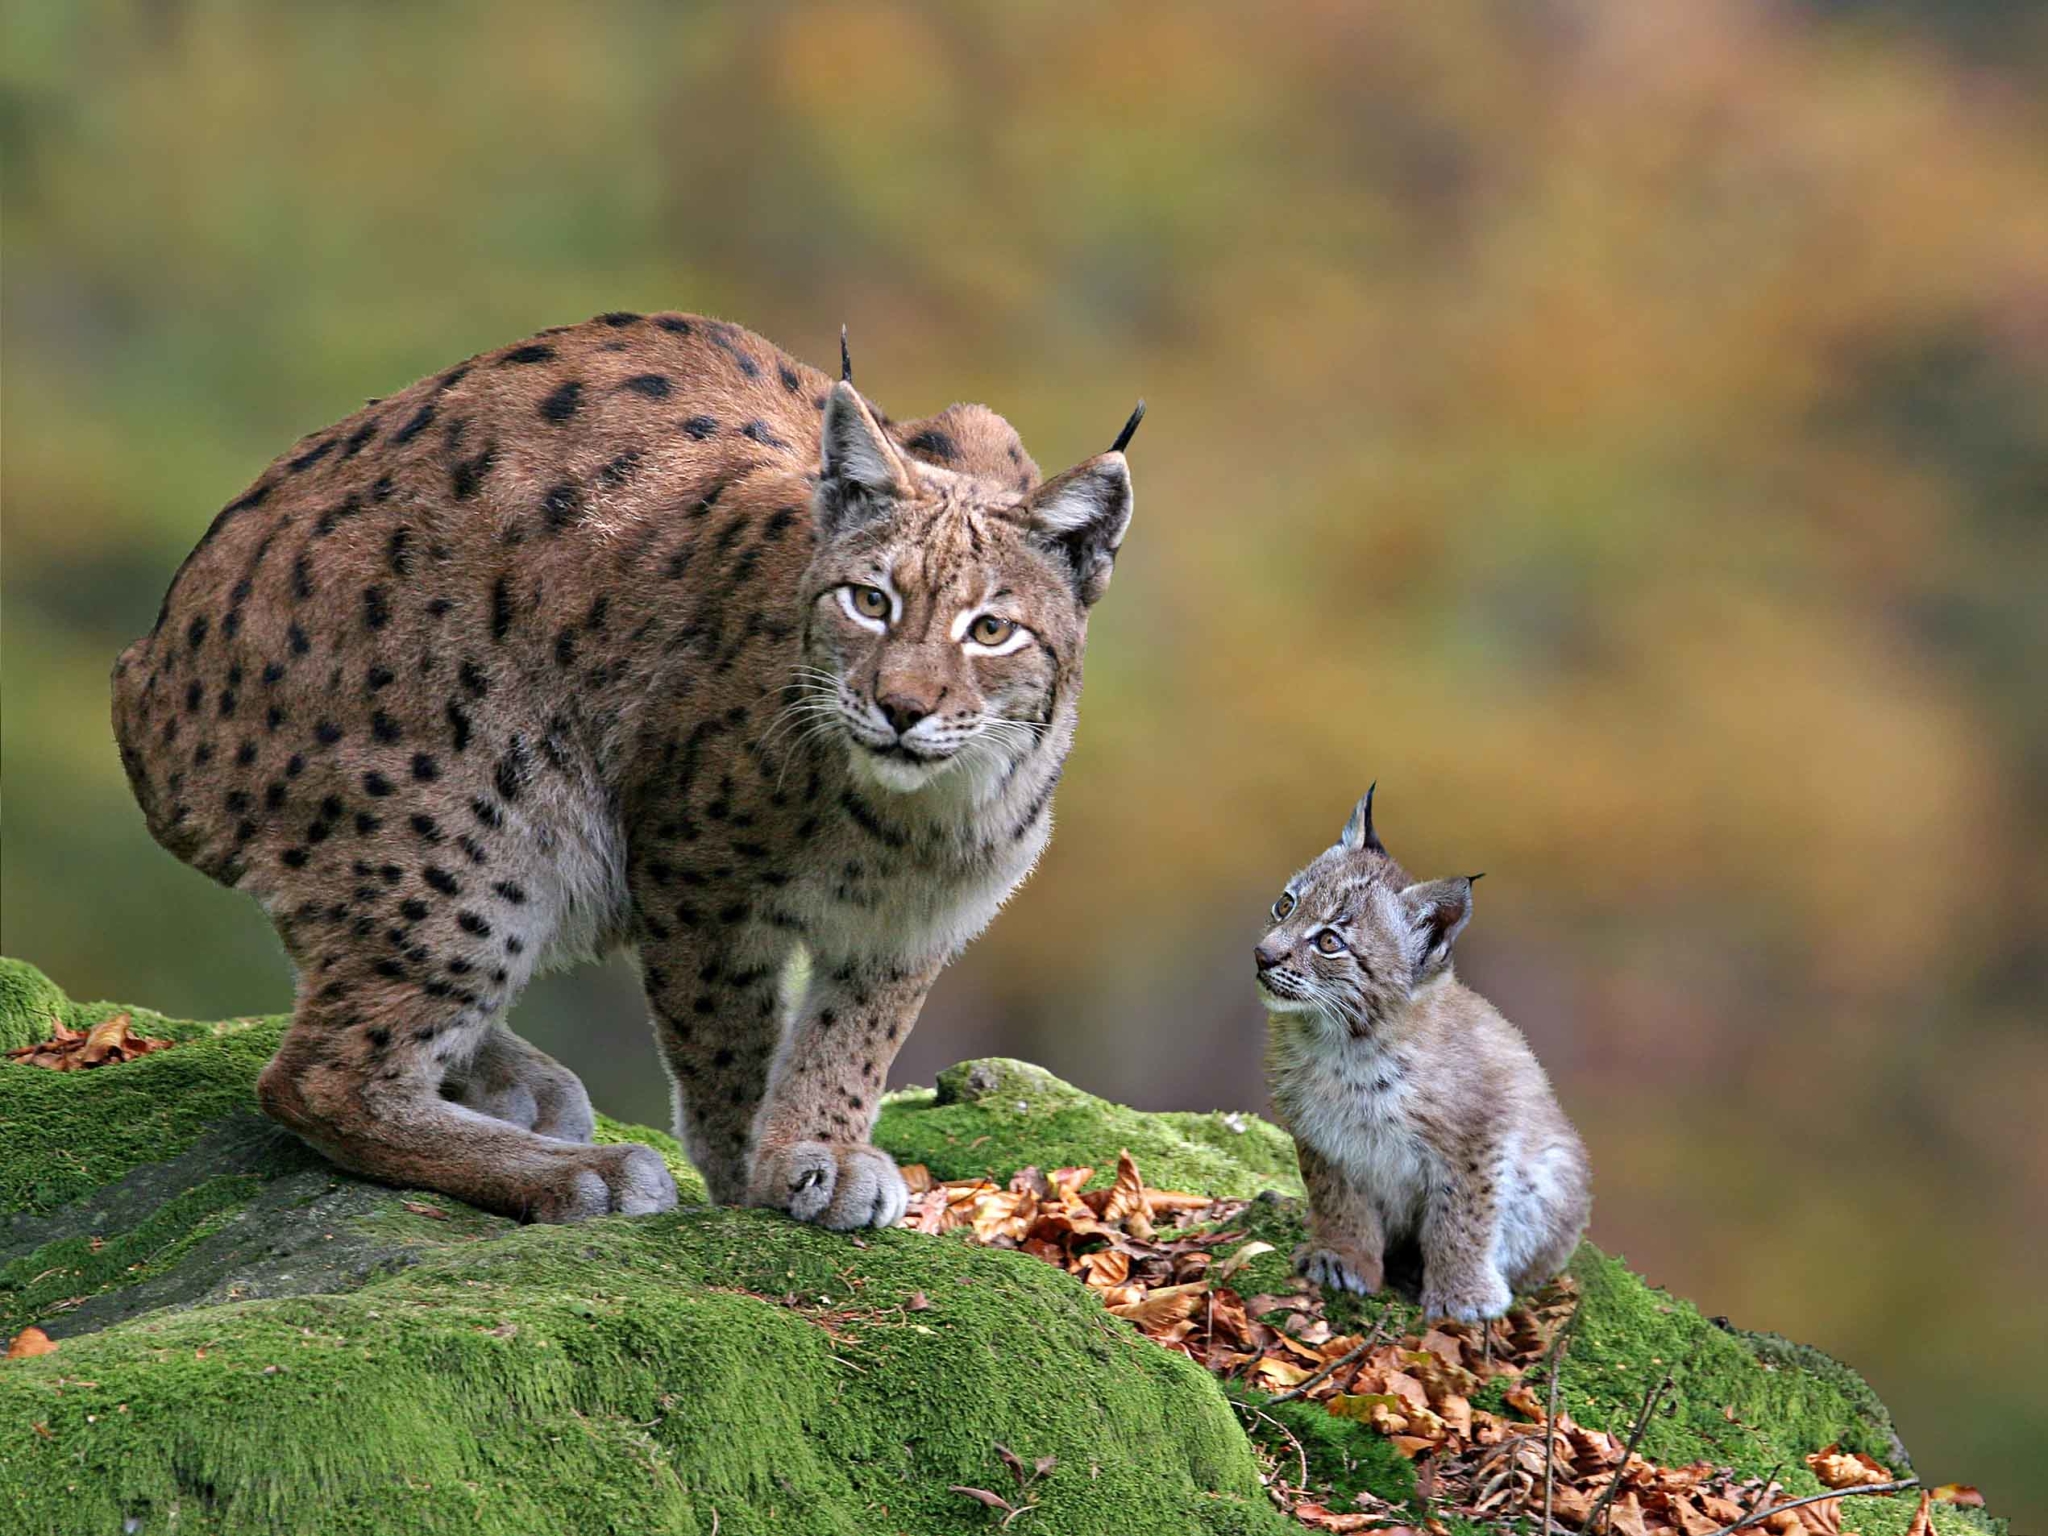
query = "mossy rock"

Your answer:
(0, 959), (1999, 1536)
